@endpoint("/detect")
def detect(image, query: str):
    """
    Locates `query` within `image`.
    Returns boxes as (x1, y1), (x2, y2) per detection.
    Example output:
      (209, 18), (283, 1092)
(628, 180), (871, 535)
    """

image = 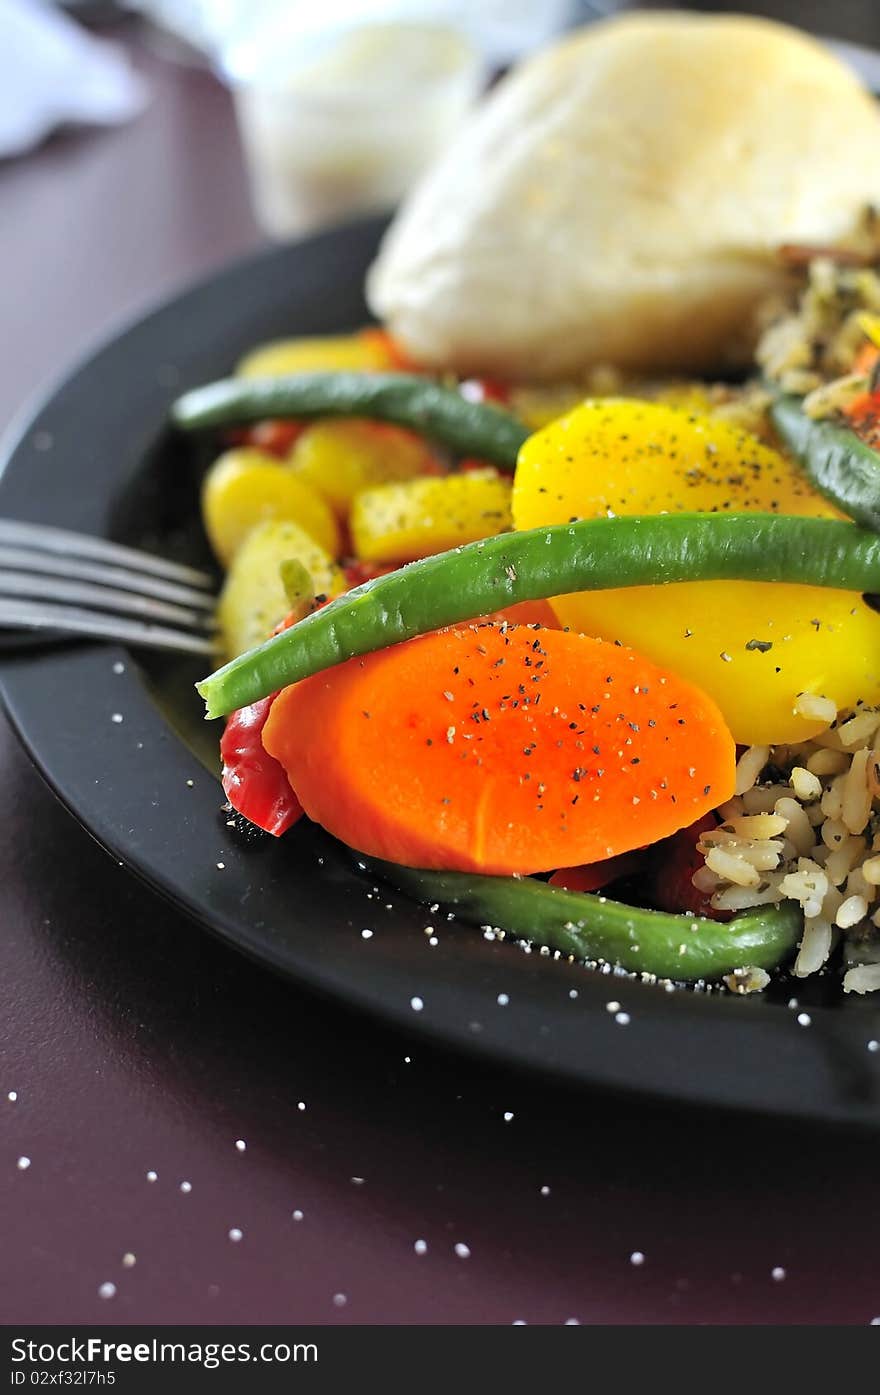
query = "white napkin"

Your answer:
(0, 0), (149, 159)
